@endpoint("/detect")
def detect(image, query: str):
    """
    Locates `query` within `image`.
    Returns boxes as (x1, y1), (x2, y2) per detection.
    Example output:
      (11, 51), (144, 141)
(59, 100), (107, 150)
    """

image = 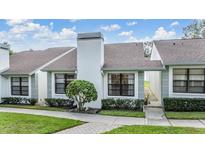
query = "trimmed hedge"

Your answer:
(45, 98), (75, 108)
(163, 97), (205, 111)
(102, 98), (144, 111)
(1, 97), (37, 105)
